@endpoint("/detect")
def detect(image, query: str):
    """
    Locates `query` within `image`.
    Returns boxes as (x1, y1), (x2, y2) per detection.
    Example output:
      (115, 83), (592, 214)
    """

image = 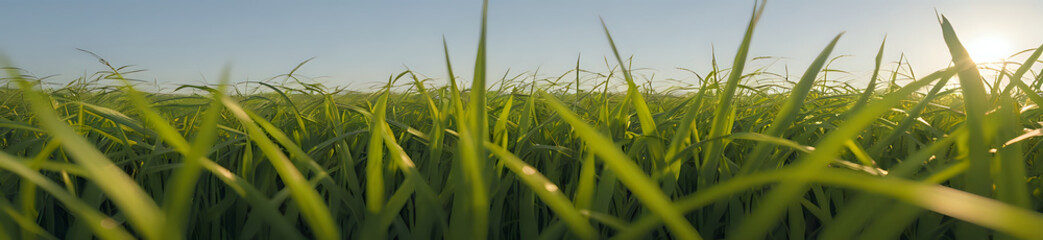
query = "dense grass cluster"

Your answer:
(3, 2), (1043, 239)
